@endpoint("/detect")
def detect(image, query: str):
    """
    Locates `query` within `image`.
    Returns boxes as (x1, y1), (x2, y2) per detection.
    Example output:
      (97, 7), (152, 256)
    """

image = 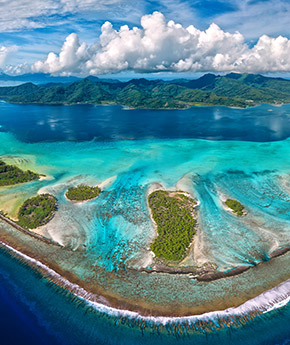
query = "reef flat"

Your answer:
(1, 129), (290, 318)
